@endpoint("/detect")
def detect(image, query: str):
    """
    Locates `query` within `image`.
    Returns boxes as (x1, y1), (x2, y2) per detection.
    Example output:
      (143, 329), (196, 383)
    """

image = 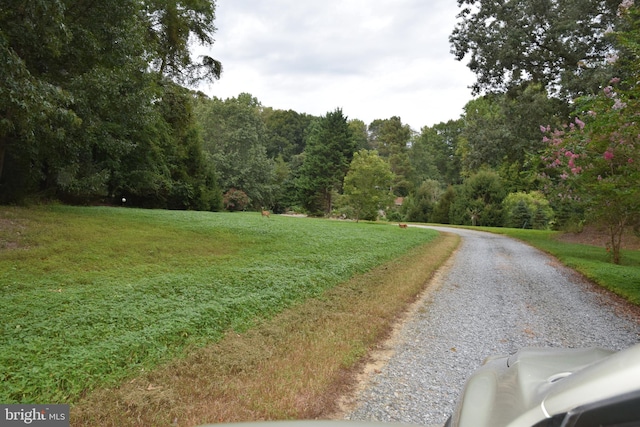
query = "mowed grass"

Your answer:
(0, 206), (441, 405)
(475, 227), (640, 305)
